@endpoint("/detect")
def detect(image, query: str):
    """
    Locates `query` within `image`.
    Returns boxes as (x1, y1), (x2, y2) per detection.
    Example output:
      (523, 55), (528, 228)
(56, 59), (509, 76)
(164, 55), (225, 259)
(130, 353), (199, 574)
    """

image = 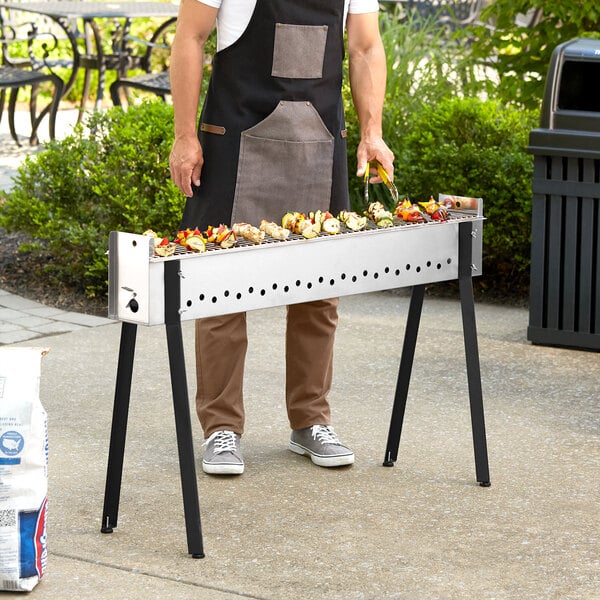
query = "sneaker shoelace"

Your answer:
(204, 430), (237, 454)
(311, 425), (342, 446)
